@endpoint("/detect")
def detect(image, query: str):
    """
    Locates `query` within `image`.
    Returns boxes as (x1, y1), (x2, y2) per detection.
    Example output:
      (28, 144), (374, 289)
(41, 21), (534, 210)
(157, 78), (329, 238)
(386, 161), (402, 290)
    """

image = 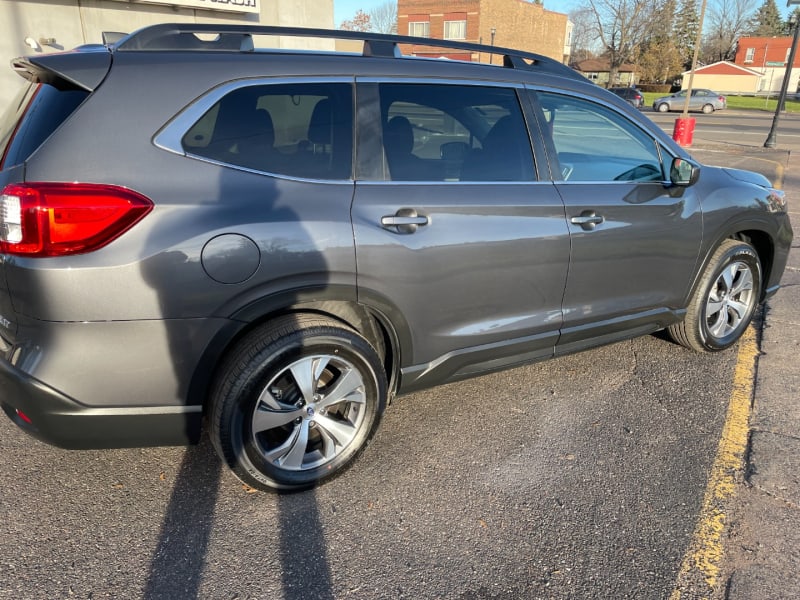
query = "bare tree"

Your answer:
(370, 1), (398, 34)
(569, 7), (602, 63)
(584, 0), (661, 87)
(702, 0), (759, 62)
